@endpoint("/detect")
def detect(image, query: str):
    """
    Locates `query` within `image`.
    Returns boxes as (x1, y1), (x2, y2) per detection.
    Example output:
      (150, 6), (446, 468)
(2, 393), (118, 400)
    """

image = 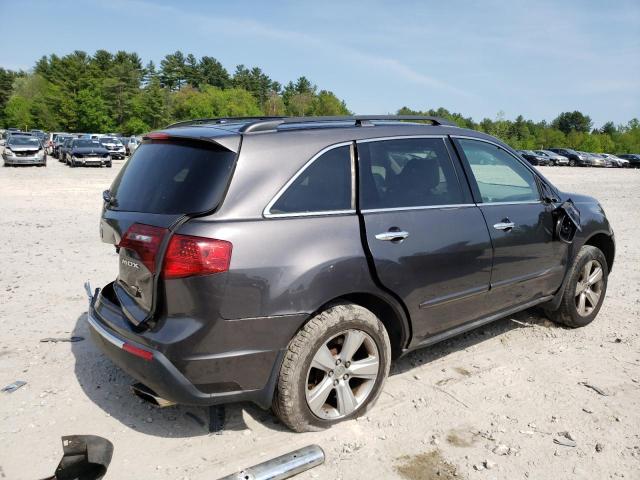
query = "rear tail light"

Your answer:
(118, 223), (167, 273)
(163, 234), (232, 279)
